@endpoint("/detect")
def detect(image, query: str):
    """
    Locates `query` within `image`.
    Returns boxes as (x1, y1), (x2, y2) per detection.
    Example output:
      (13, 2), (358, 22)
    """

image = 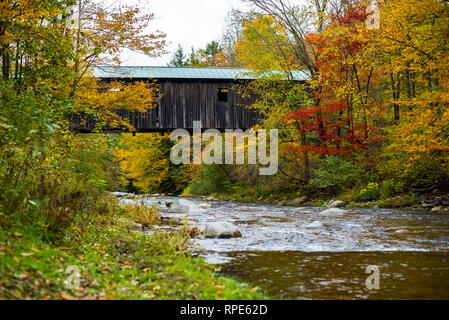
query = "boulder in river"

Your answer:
(431, 206), (442, 212)
(286, 196), (308, 206)
(198, 203), (212, 208)
(204, 222), (242, 239)
(164, 199), (190, 213)
(319, 208), (345, 216)
(329, 200), (345, 208)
